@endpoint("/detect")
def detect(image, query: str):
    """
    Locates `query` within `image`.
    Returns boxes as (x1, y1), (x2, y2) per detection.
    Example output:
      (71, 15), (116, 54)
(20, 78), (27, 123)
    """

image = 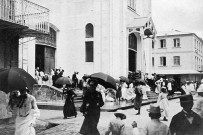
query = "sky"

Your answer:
(151, 0), (203, 38)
